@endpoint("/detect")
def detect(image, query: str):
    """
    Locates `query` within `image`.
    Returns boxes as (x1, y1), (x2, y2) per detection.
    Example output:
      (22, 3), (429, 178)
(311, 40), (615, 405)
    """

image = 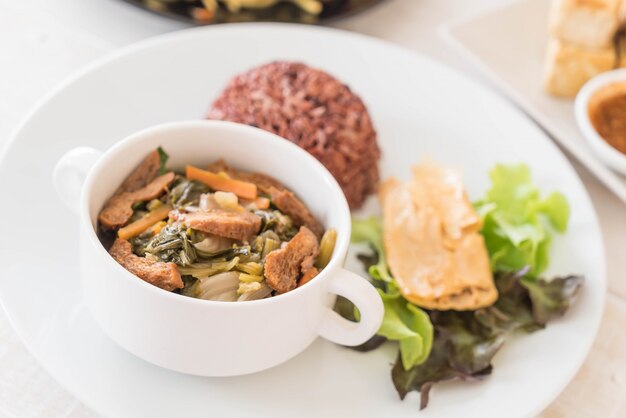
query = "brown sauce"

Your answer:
(588, 82), (626, 155)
